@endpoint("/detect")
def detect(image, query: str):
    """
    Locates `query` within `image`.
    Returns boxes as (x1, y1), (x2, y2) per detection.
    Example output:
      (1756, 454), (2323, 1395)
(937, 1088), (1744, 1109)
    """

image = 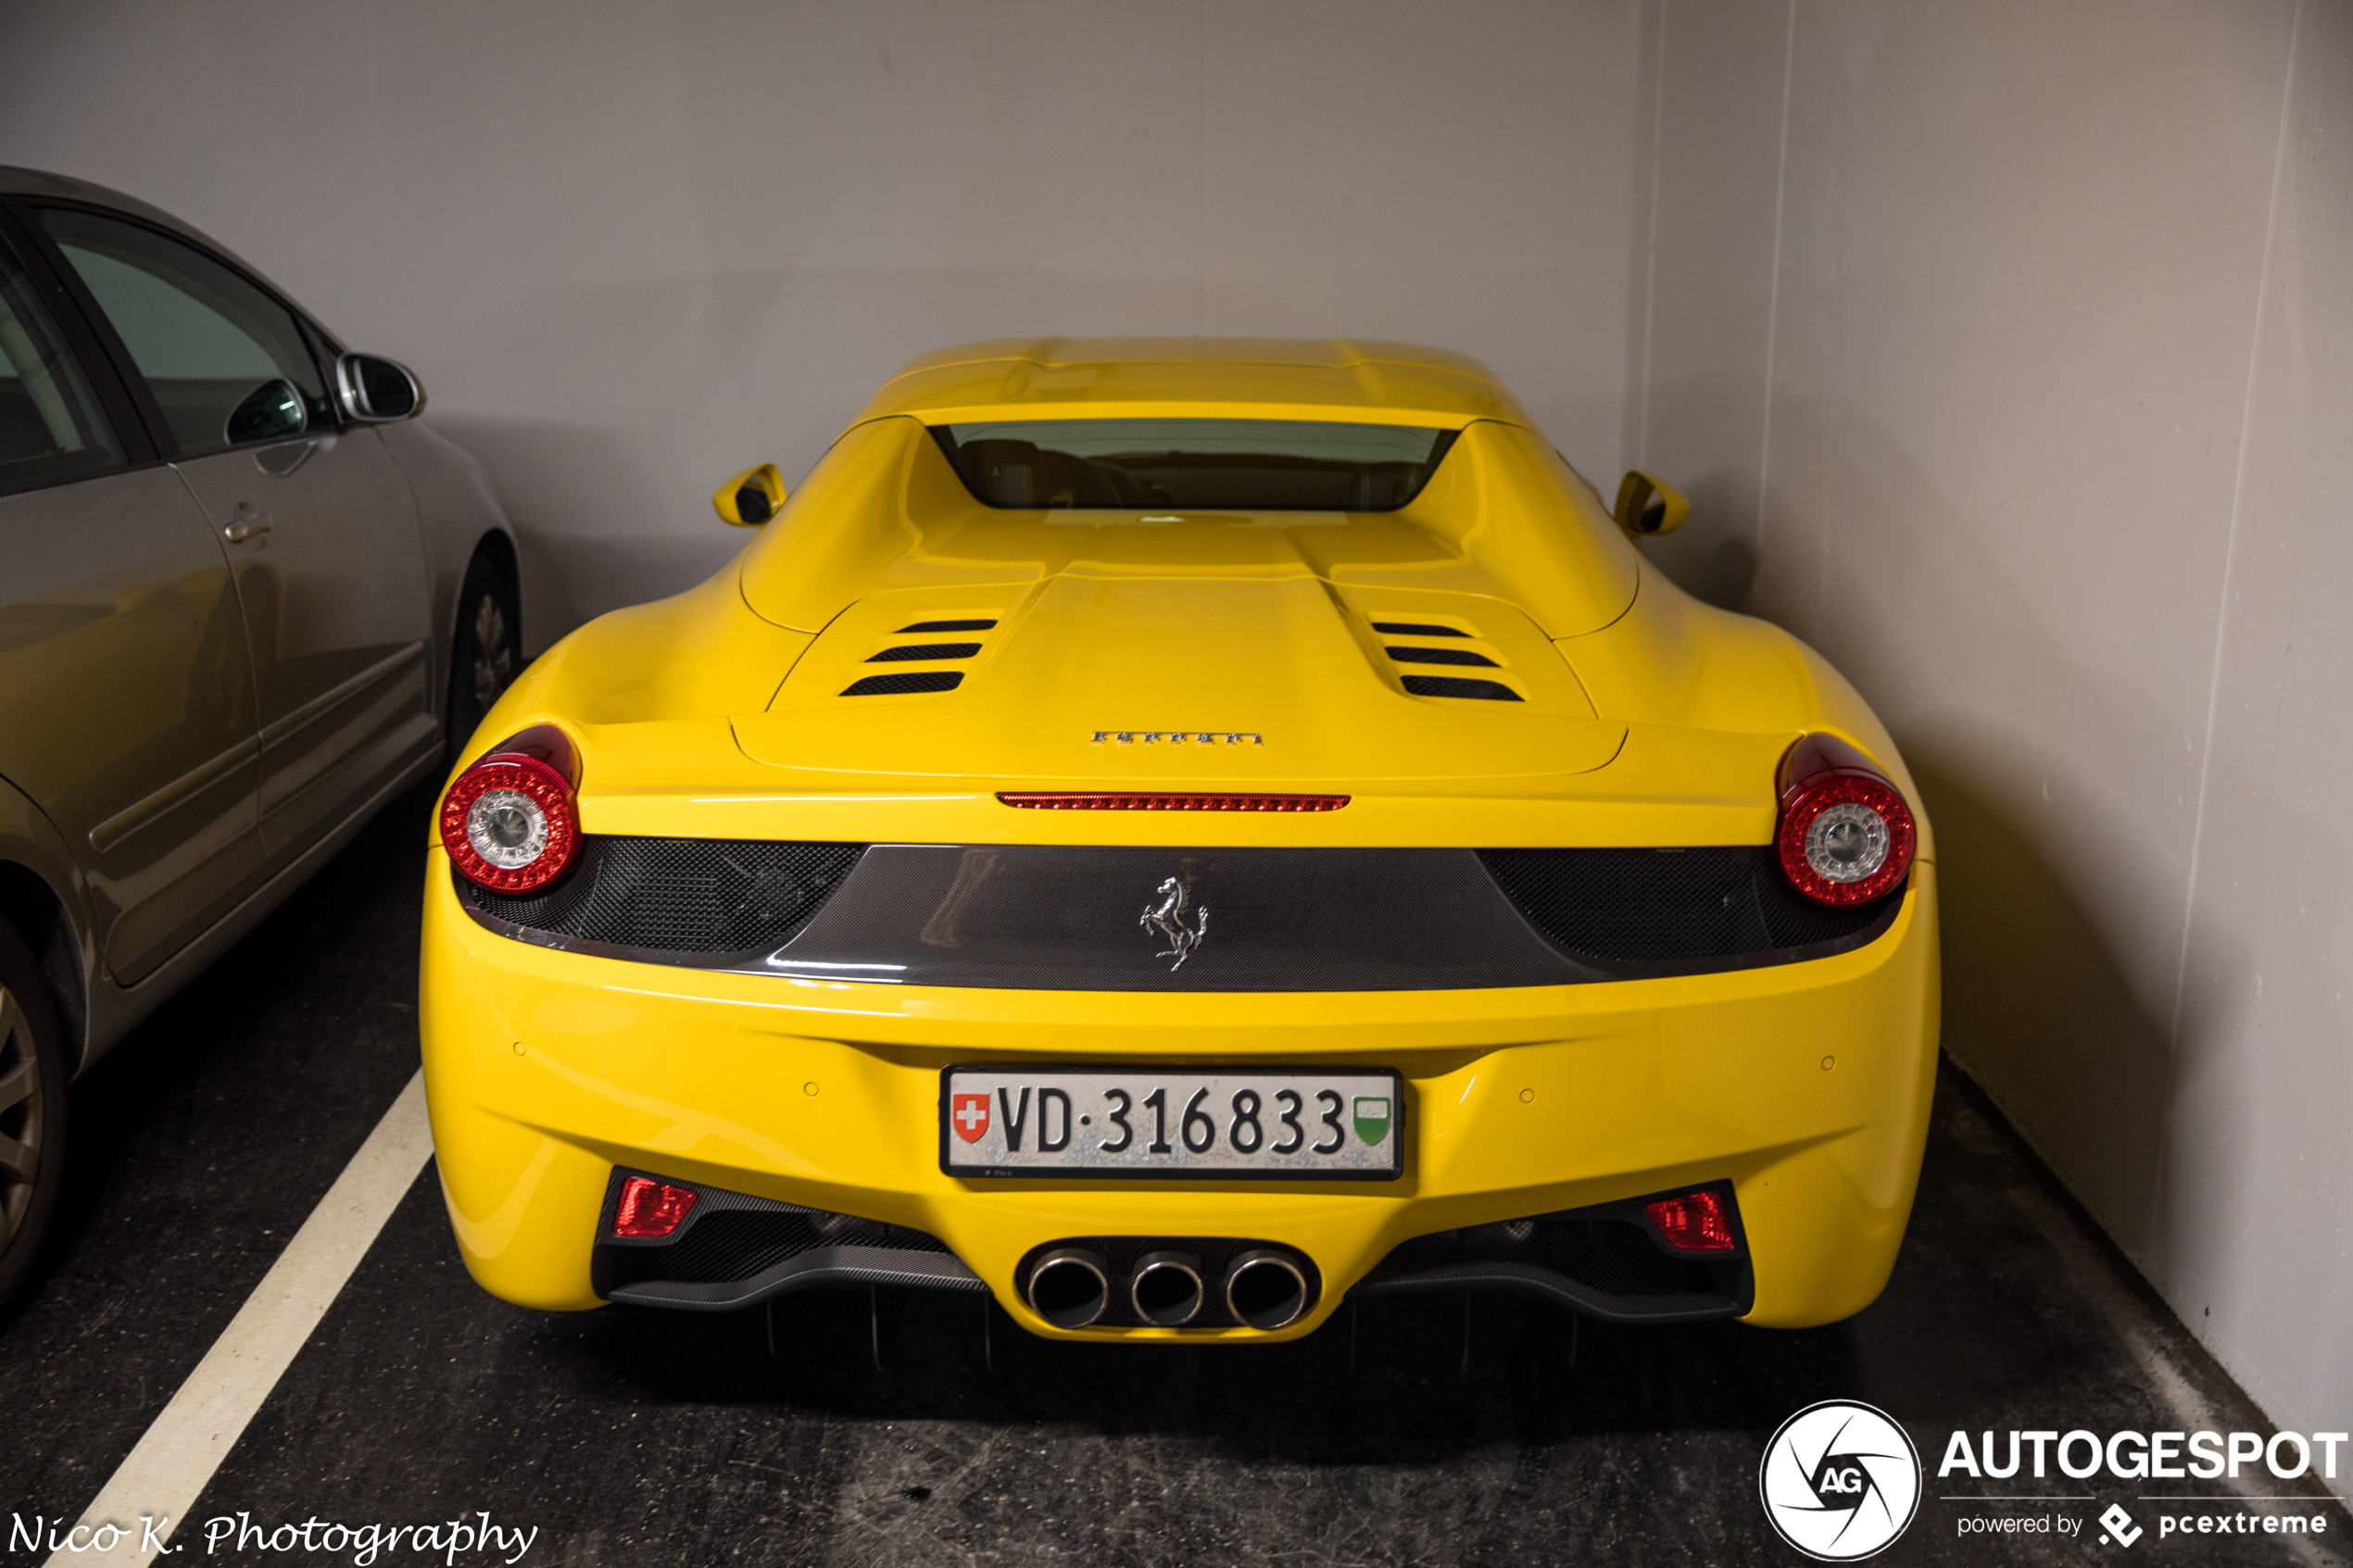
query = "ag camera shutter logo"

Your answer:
(1759, 1399), (1923, 1560)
